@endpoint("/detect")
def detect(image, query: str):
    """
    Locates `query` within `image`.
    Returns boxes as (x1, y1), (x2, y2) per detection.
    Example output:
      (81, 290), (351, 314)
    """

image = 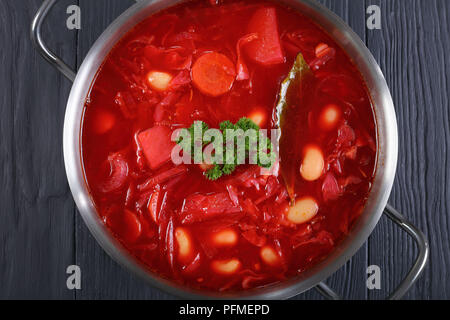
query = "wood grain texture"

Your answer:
(0, 0), (448, 300)
(0, 0), (77, 299)
(366, 0), (450, 300)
